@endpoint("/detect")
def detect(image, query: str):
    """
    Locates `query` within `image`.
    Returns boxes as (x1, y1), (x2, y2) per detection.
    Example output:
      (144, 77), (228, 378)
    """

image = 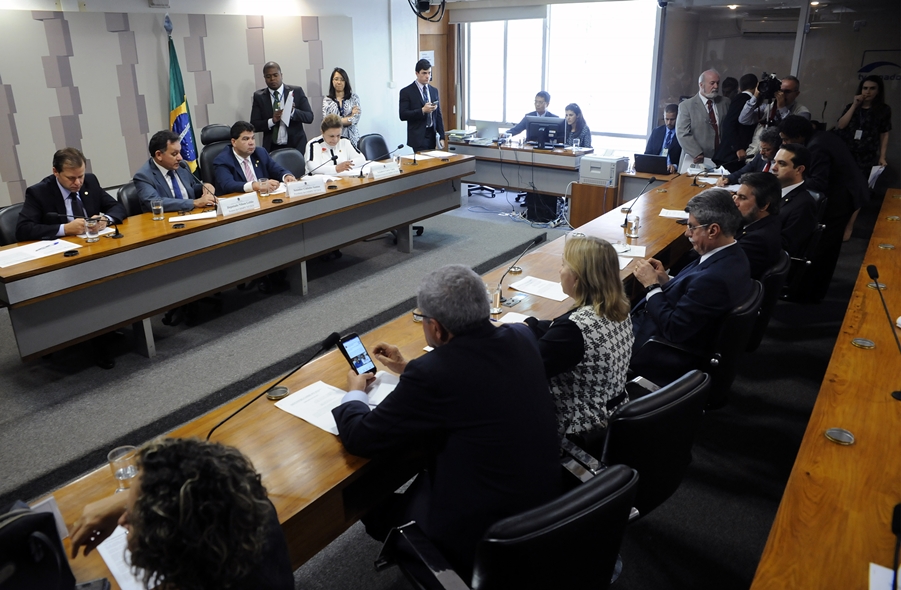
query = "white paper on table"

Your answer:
(402, 154), (435, 160)
(266, 183), (287, 195)
(498, 312), (529, 324)
(282, 91), (295, 128)
(509, 276), (568, 301)
(422, 150), (454, 158)
(869, 562), (899, 589)
(618, 257), (632, 270)
(659, 209), (689, 220)
(612, 244), (647, 258)
(96, 526), (145, 590)
(868, 165), (885, 189)
(423, 345), (434, 352)
(366, 371), (399, 407)
(275, 381), (347, 435)
(76, 227), (116, 239)
(167, 210), (217, 223)
(0, 239), (82, 268)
